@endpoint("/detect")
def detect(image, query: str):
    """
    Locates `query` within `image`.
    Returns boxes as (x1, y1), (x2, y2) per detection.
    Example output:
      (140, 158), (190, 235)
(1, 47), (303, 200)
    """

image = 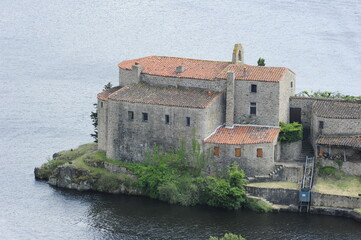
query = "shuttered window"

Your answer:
(257, 148), (263, 158)
(235, 148), (241, 157)
(214, 146), (220, 156)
